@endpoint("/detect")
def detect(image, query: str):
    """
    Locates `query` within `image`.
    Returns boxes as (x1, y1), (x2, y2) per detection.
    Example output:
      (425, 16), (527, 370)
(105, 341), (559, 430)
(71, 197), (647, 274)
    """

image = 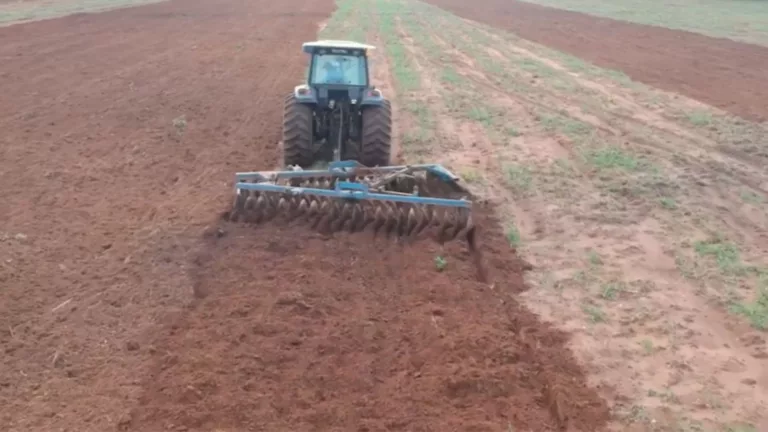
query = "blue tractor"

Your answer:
(228, 41), (475, 245)
(283, 40), (392, 168)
